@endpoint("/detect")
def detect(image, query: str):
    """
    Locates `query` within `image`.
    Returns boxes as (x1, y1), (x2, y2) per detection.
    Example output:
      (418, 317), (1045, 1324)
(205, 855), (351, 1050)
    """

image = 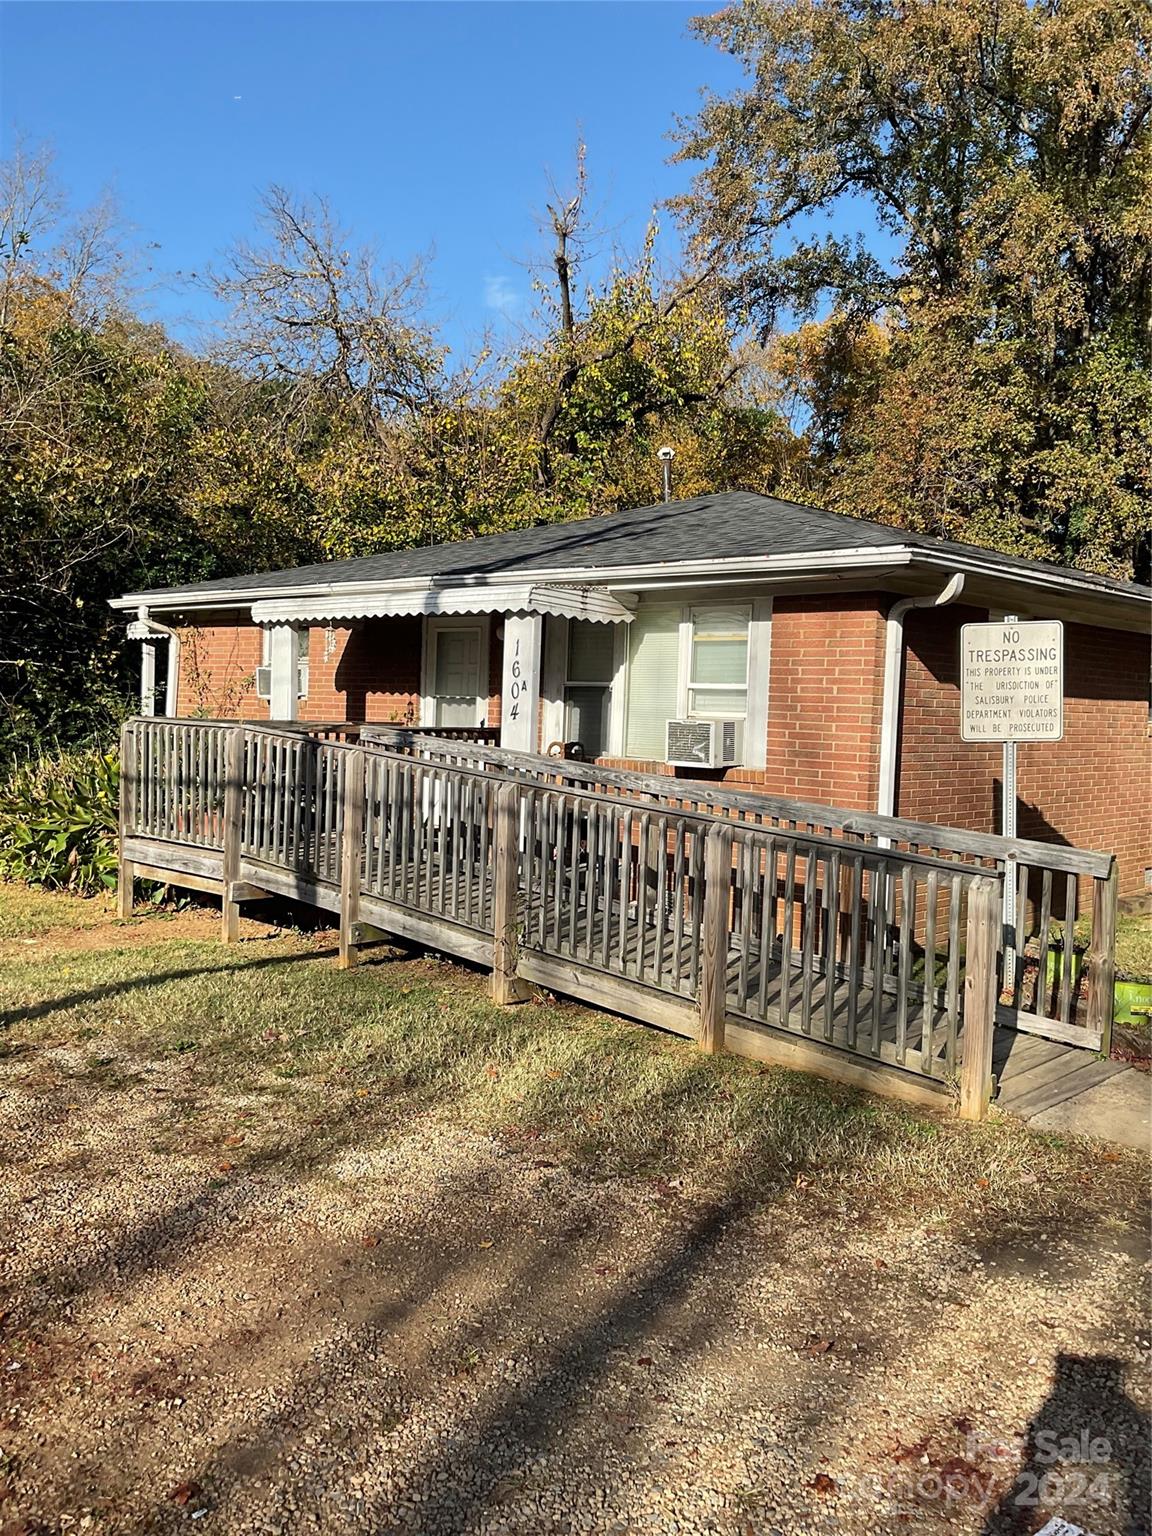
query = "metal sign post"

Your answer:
(1001, 618), (1019, 989)
(960, 616), (1065, 991)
